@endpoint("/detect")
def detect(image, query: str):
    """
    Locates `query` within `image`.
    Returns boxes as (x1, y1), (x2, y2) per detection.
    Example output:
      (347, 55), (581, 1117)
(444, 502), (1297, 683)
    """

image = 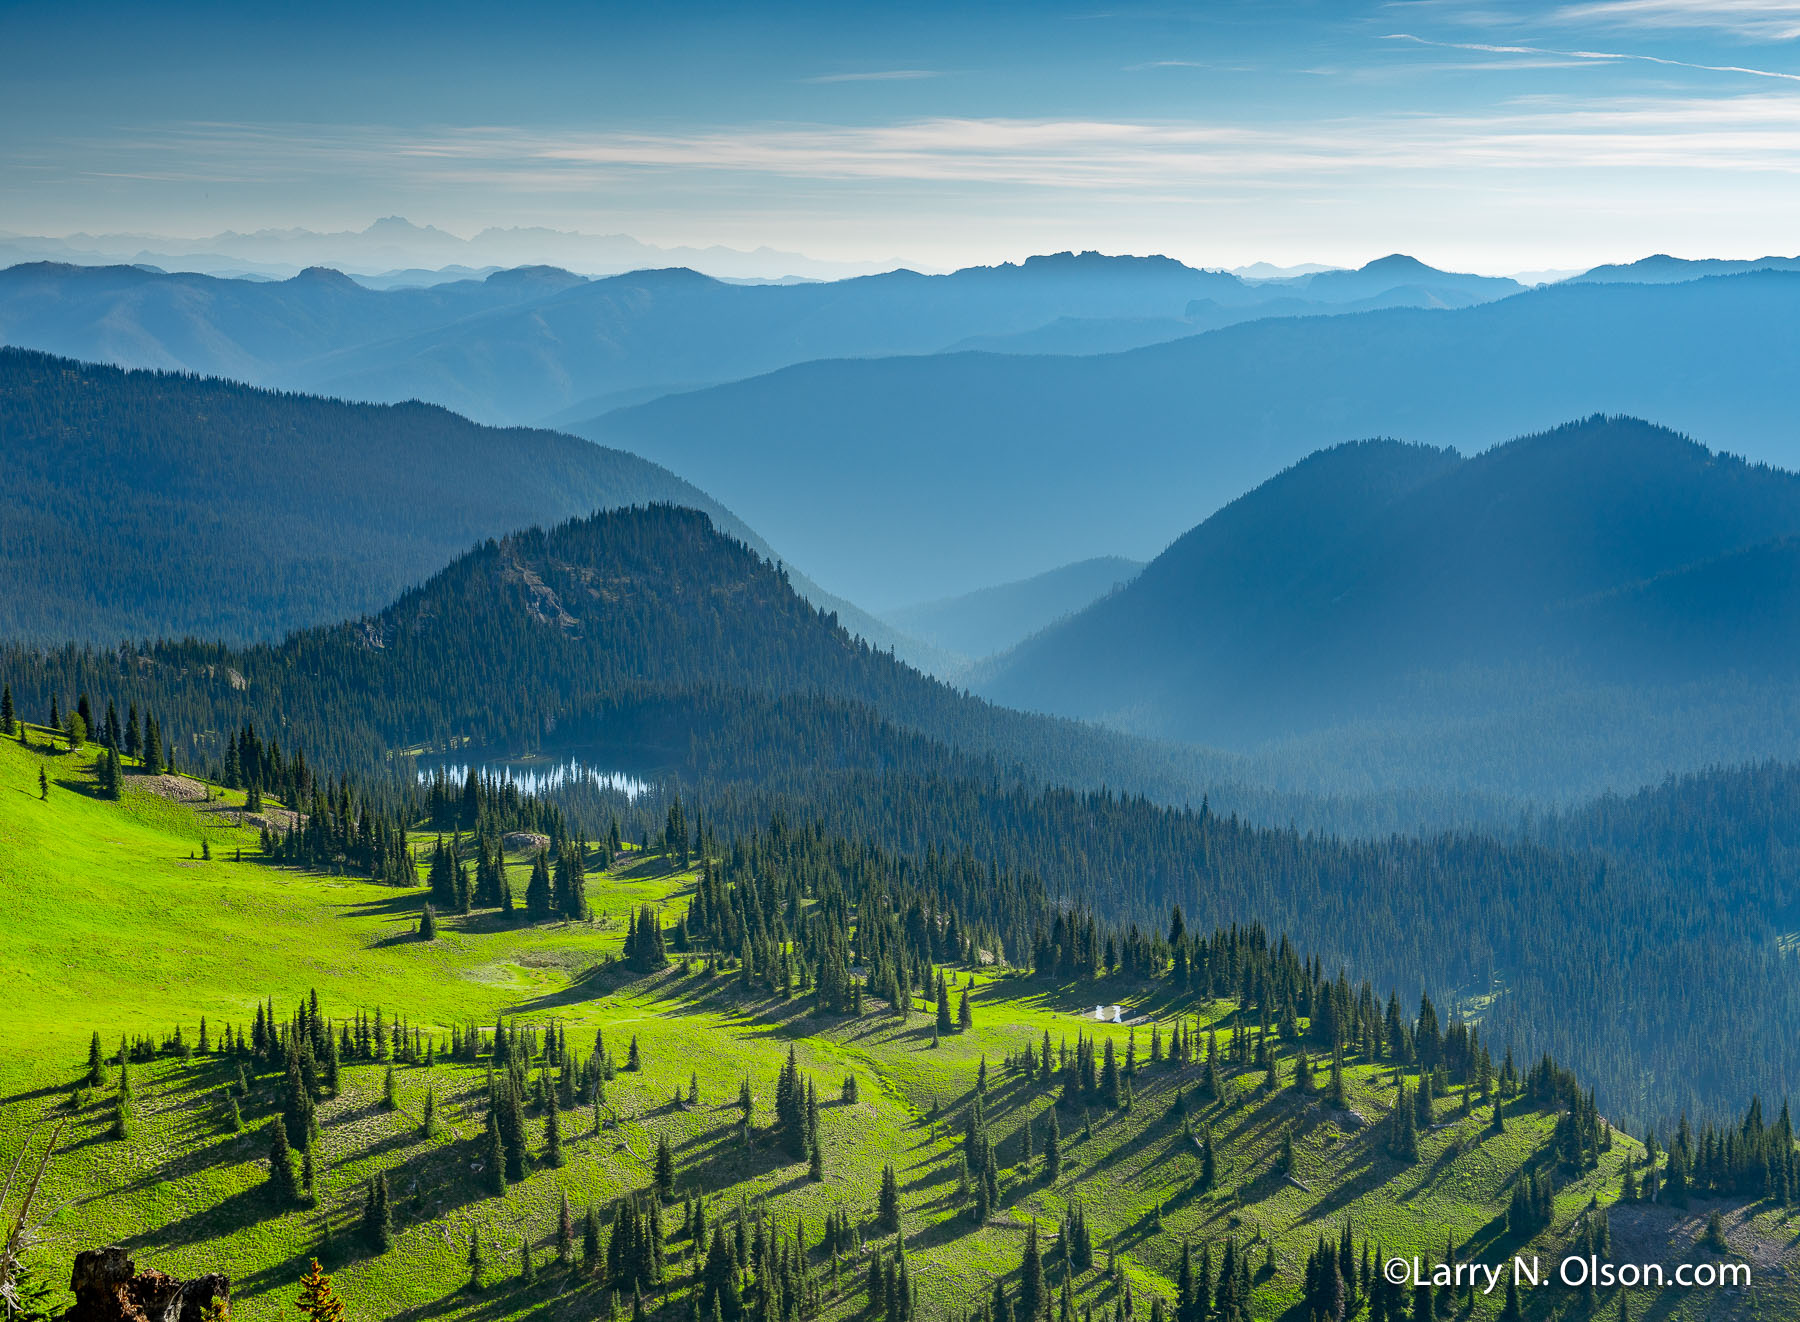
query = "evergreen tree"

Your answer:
(655, 1133), (676, 1198)
(878, 1162), (902, 1233)
(1019, 1221), (1047, 1322)
(267, 1121), (299, 1205)
(583, 1205), (602, 1276)
(558, 843), (588, 921)
(483, 1110), (506, 1196)
(361, 1172), (392, 1252)
(98, 746), (122, 798)
(294, 1259), (346, 1322)
(557, 1191), (576, 1269)
(544, 1088), (565, 1167)
(143, 712), (162, 775)
(1043, 1106), (1062, 1181)
(525, 850), (553, 921)
(467, 1228), (485, 1292)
